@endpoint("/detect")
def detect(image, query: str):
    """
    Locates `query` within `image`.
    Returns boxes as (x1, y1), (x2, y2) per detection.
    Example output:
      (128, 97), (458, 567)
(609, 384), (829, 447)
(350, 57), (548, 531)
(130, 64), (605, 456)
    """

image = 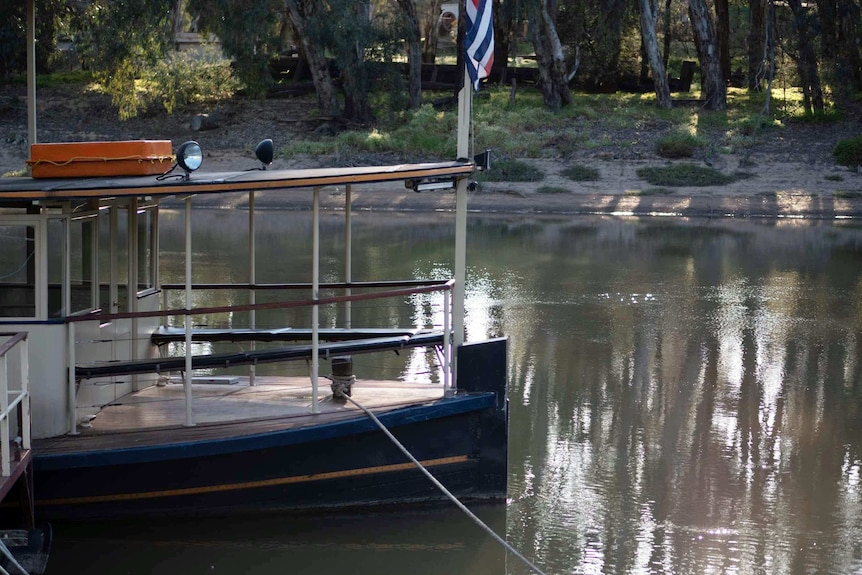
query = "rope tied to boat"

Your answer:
(341, 393), (547, 575)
